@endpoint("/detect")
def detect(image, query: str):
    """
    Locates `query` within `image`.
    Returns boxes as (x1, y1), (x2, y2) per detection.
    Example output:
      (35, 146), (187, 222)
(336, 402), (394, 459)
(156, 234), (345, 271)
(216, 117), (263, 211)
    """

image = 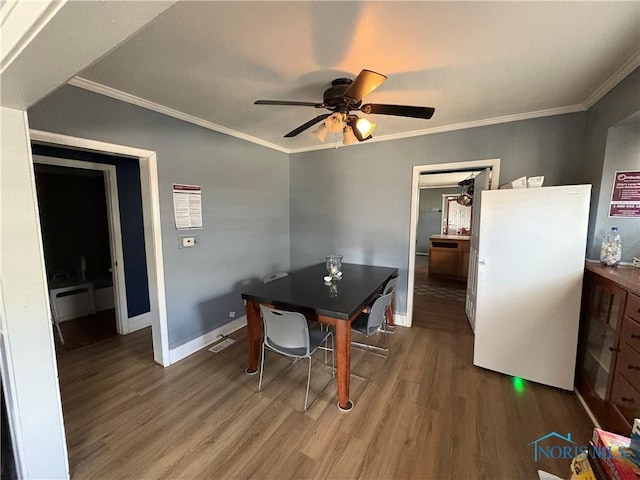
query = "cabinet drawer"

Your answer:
(615, 343), (640, 389)
(610, 372), (640, 426)
(626, 294), (640, 323)
(620, 316), (640, 354)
